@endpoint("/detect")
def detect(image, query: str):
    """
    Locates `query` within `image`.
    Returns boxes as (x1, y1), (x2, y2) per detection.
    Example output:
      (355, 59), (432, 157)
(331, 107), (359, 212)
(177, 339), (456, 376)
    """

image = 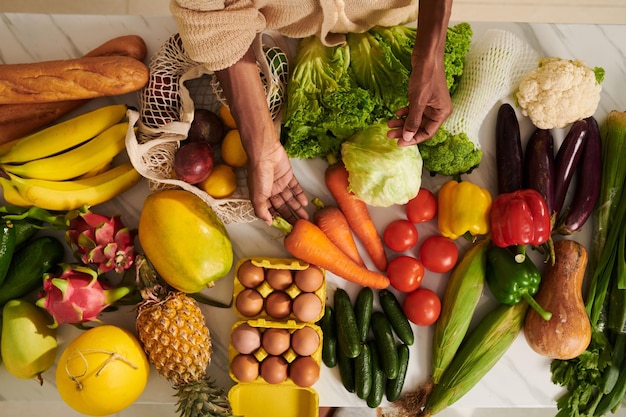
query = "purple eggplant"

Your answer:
(553, 119), (588, 217)
(556, 117), (602, 235)
(524, 128), (555, 220)
(495, 103), (524, 194)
